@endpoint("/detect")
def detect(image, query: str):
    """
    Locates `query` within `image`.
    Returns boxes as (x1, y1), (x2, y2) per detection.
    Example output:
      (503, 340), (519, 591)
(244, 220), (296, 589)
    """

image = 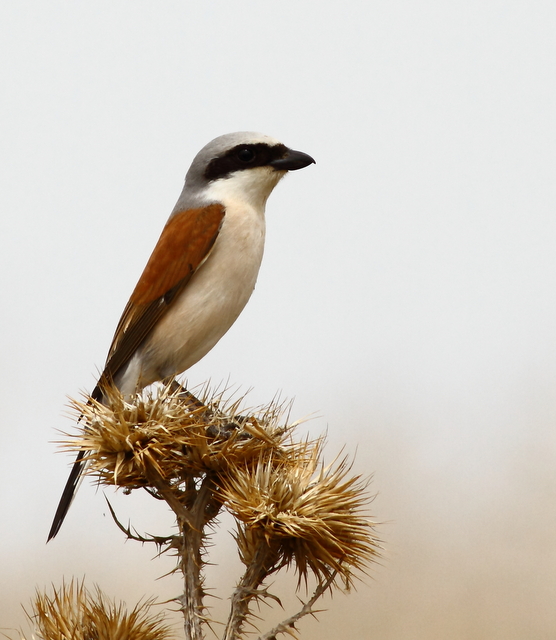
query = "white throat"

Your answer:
(203, 166), (287, 213)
